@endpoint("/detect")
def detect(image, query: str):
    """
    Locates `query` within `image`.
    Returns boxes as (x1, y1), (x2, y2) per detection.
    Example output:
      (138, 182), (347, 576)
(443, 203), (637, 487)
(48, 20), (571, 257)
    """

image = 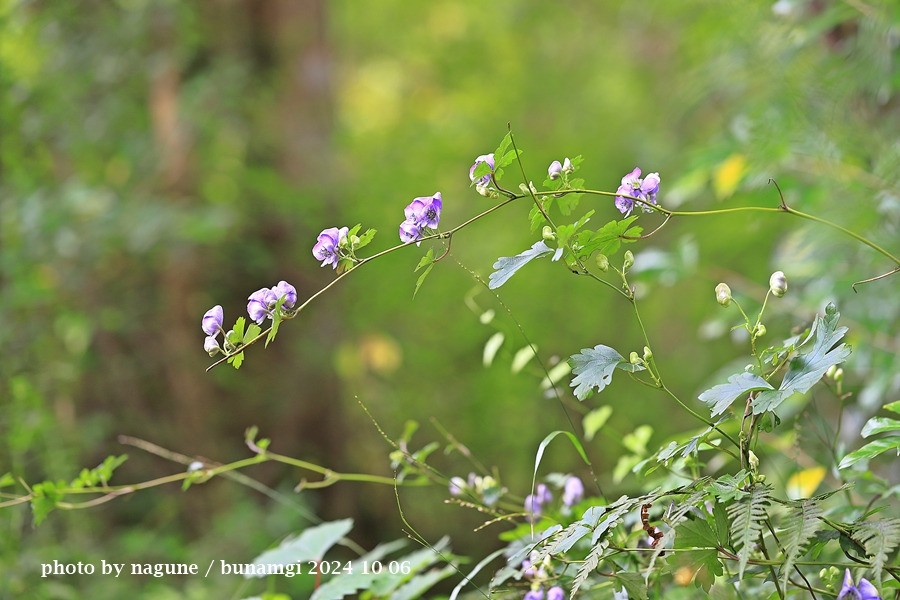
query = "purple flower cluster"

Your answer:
(547, 158), (573, 180)
(838, 569), (880, 600)
(399, 192), (442, 244)
(201, 305), (224, 356)
(524, 483), (553, 522)
(200, 280), (297, 356)
(562, 476), (584, 507)
(614, 167), (660, 217)
(247, 280), (297, 324)
(313, 227), (349, 269)
(523, 587), (565, 600)
(448, 472), (502, 506)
